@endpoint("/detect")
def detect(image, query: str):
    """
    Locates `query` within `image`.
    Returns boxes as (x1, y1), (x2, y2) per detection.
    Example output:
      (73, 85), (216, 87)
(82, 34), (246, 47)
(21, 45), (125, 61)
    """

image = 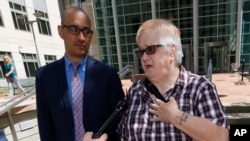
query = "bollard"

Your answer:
(241, 59), (245, 81)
